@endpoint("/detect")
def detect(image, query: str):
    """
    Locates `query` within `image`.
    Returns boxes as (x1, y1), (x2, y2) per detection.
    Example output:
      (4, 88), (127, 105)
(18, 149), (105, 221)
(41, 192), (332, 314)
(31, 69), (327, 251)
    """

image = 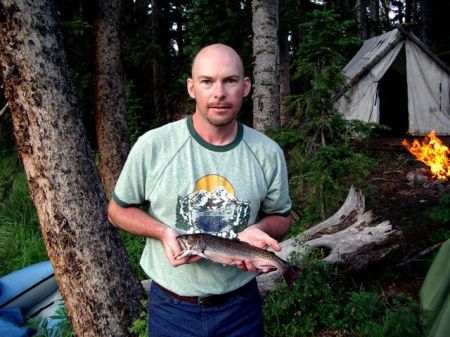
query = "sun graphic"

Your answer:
(194, 174), (235, 196)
